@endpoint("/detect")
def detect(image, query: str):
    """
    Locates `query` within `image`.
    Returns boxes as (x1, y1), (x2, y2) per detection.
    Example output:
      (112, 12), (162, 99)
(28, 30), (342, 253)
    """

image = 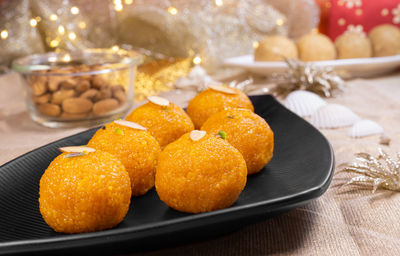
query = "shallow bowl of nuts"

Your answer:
(12, 48), (142, 128)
